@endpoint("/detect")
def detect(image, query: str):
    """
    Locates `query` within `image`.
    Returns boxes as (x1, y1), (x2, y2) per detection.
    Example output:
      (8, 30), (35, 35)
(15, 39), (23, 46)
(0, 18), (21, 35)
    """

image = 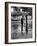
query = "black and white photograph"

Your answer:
(5, 2), (36, 44)
(11, 6), (32, 39)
